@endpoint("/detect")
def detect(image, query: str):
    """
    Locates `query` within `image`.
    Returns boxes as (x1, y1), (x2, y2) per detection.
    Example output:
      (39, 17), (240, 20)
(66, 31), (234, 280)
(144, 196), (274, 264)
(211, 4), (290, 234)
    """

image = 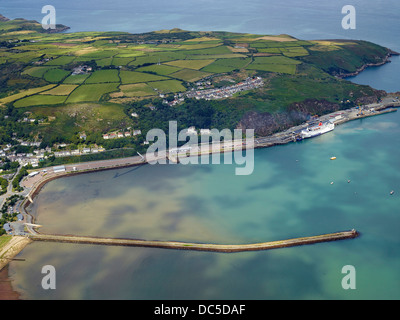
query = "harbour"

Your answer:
(2, 0), (400, 301)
